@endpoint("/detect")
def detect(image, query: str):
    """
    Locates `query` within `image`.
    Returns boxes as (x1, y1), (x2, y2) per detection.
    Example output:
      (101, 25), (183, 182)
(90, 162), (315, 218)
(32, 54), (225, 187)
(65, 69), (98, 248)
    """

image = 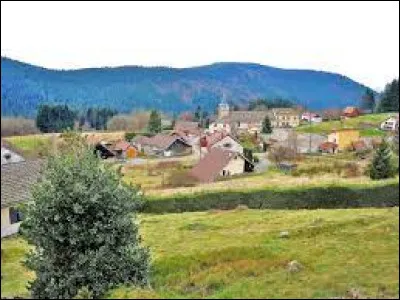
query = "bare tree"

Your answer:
(287, 130), (298, 154)
(1, 117), (39, 136)
(268, 145), (297, 166)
